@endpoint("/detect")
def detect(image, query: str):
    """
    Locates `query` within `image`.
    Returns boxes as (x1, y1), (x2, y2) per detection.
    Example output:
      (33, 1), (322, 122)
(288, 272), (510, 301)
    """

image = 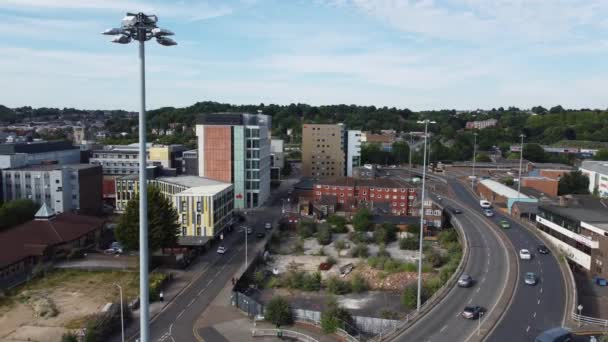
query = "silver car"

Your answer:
(458, 274), (473, 287)
(524, 272), (537, 285)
